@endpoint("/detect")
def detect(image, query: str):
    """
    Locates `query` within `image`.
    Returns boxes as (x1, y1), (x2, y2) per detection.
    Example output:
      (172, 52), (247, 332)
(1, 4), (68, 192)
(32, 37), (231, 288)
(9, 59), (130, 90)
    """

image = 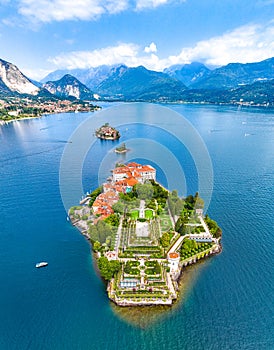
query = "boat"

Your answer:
(35, 262), (48, 268)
